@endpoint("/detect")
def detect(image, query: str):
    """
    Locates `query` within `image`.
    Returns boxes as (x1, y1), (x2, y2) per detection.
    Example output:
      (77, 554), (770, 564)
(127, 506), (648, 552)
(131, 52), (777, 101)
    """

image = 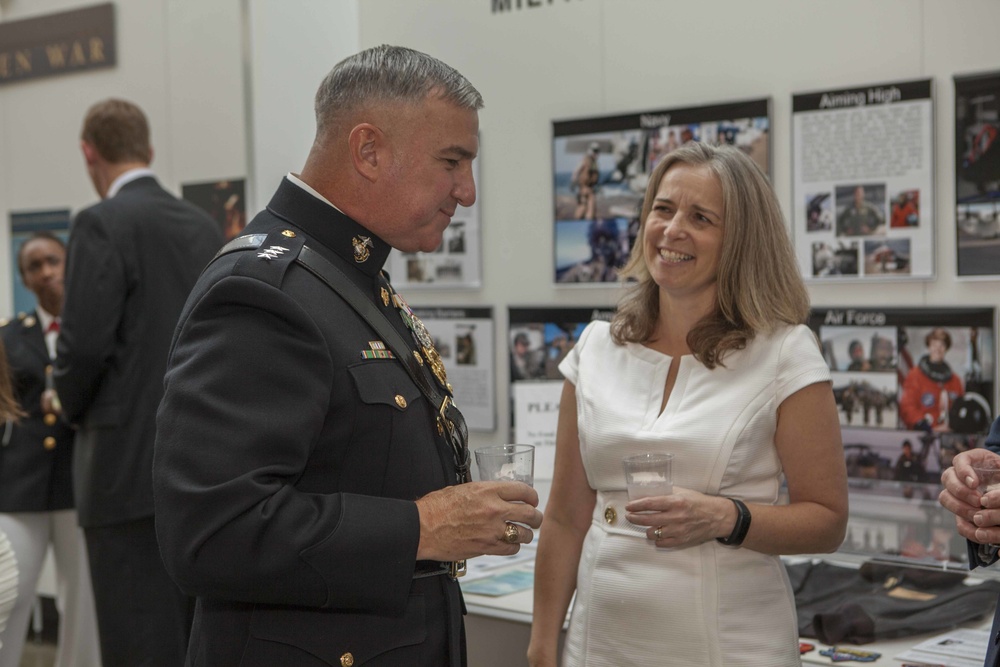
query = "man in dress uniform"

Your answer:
(0, 233), (101, 667)
(939, 415), (1000, 666)
(153, 45), (542, 667)
(52, 99), (223, 666)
